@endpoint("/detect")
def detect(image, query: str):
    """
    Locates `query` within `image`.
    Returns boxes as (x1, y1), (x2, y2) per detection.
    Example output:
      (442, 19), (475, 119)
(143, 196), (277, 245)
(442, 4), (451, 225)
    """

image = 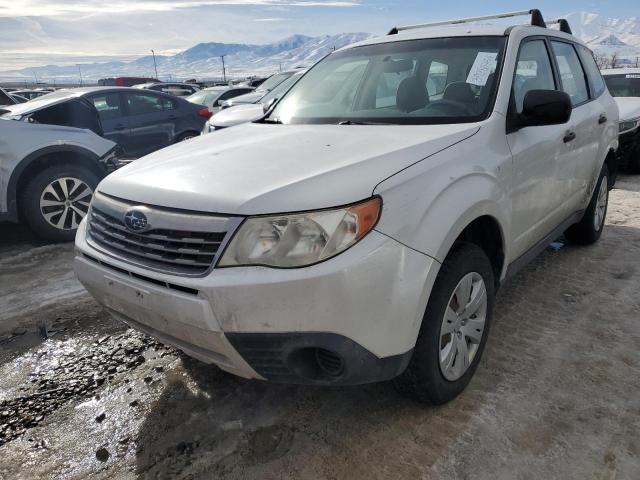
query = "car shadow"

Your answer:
(0, 222), (51, 254)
